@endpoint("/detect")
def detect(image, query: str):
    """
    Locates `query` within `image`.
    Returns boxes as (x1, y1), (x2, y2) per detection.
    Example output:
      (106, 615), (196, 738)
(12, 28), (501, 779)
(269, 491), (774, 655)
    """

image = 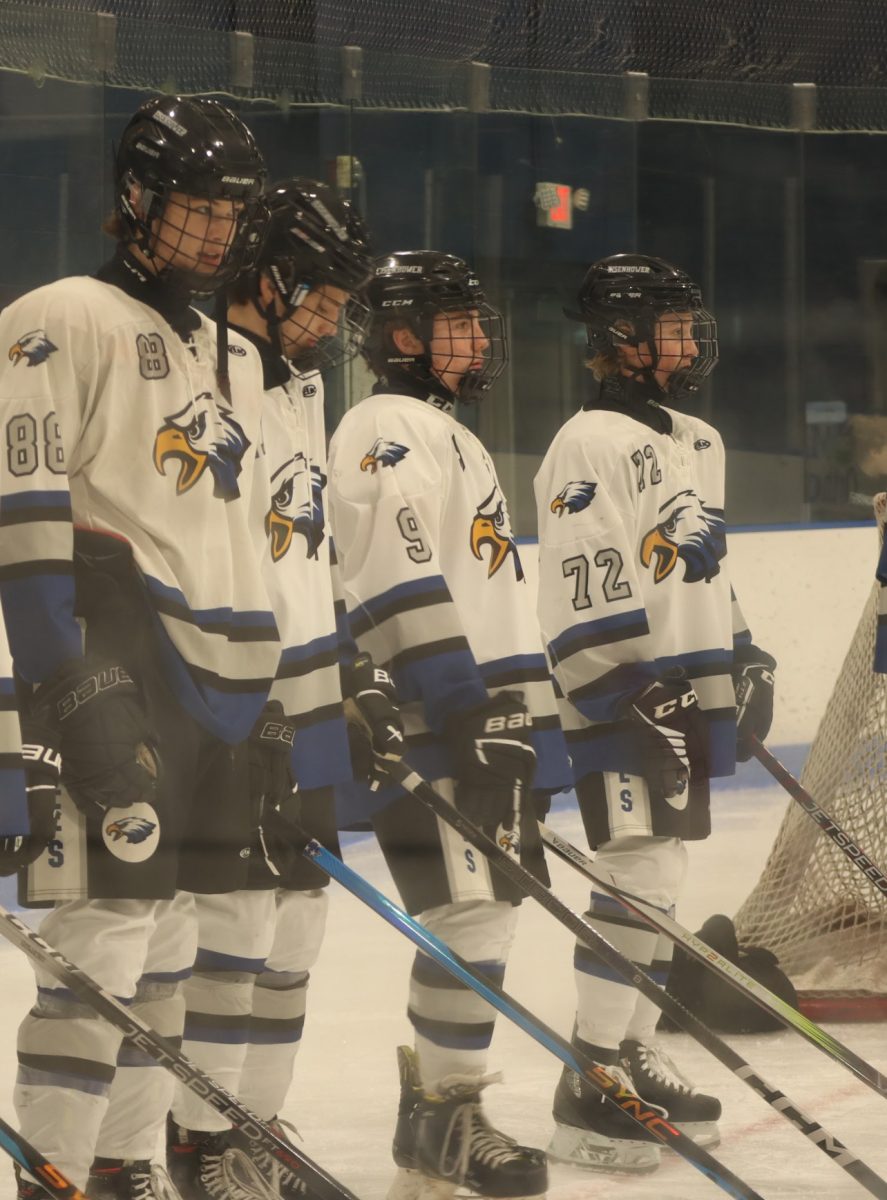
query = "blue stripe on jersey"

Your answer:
(348, 574), (450, 636)
(478, 652), (548, 680)
(395, 648), (487, 733)
(291, 717), (353, 788)
(571, 661), (658, 722)
(279, 631), (339, 669)
(532, 725), (574, 792)
(549, 608), (650, 664)
(16, 1063), (112, 1097)
(143, 575), (278, 636)
(1, 489), (72, 513)
(0, 572), (81, 683)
